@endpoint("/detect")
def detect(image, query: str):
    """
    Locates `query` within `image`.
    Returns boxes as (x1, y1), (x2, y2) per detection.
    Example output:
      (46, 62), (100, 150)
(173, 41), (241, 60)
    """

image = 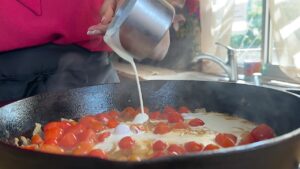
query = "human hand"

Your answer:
(87, 0), (124, 35)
